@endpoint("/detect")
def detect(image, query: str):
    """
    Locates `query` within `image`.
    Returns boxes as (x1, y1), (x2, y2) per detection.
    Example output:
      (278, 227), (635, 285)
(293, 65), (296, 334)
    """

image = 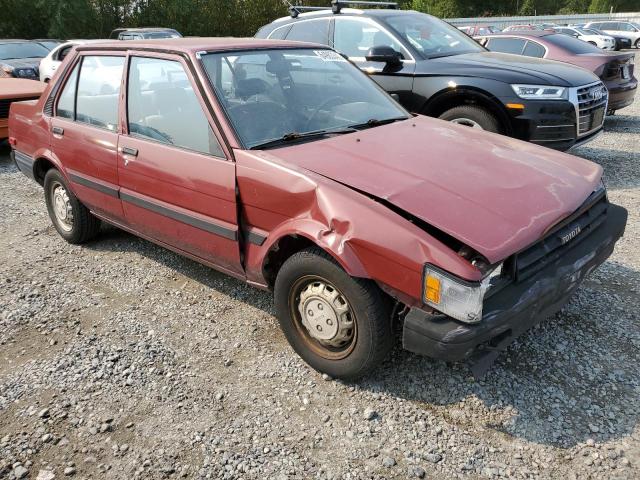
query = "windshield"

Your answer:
(579, 28), (600, 35)
(201, 48), (409, 149)
(0, 42), (49, 60)
(385, 13), (484, 59)
(546, 33), (602, 54)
